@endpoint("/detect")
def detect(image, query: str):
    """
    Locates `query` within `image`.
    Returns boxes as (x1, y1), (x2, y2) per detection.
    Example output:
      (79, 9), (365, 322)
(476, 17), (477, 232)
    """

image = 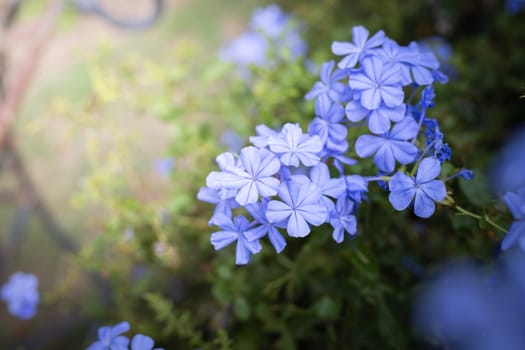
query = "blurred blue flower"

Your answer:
(1, 272), (39, 320)
(331, 25), (385, 69)
(131, 334), (164, 350)
(219, 31), (269, 68)
(87, 321), (130, 350)
(355, 117), (419, 173)
(210, 215), (262, 265)
(506, 0), (525, 13)
(249, 4), (289, 38)
(219, 129), (244, 153)
(154, 158), (175, 177)
(414, 249), (525, 350)
(501, 186), (525, 251)
(388, 157), (446, 218)
(267, 123), (323, 167)
(266, 179), (327, 237)
(490, 126), (525, 195)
